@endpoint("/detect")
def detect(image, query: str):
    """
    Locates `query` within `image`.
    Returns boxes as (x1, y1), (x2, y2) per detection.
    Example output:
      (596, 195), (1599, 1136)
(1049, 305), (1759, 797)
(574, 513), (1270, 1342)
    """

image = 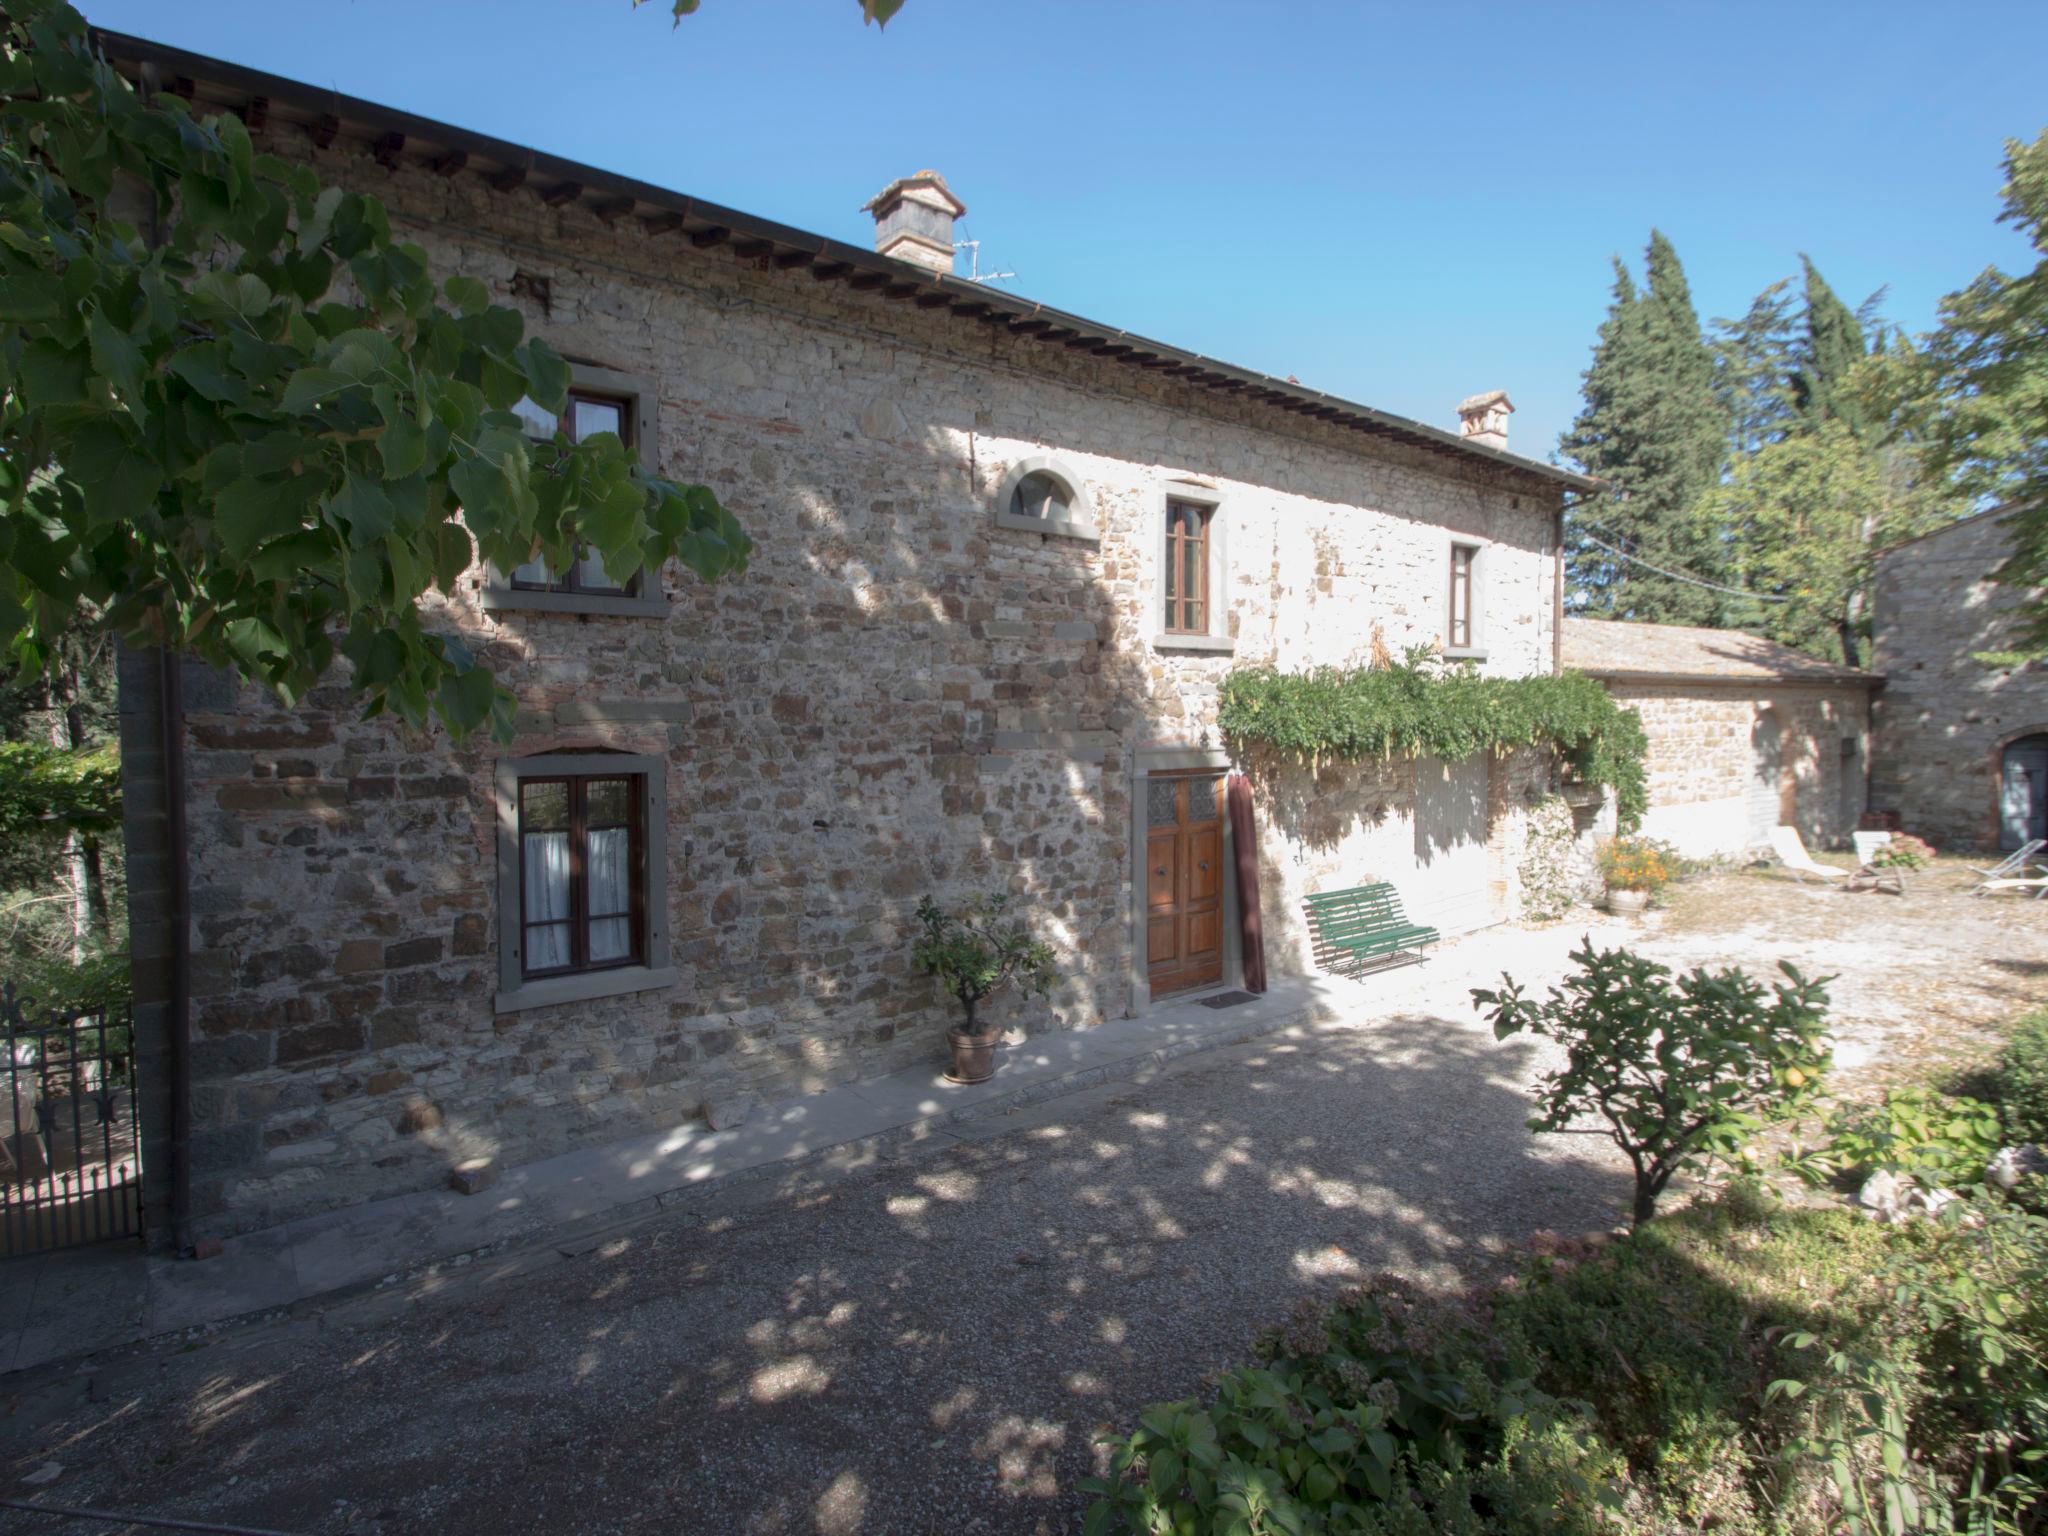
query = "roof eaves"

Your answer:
(93, 27), (1597, 496)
